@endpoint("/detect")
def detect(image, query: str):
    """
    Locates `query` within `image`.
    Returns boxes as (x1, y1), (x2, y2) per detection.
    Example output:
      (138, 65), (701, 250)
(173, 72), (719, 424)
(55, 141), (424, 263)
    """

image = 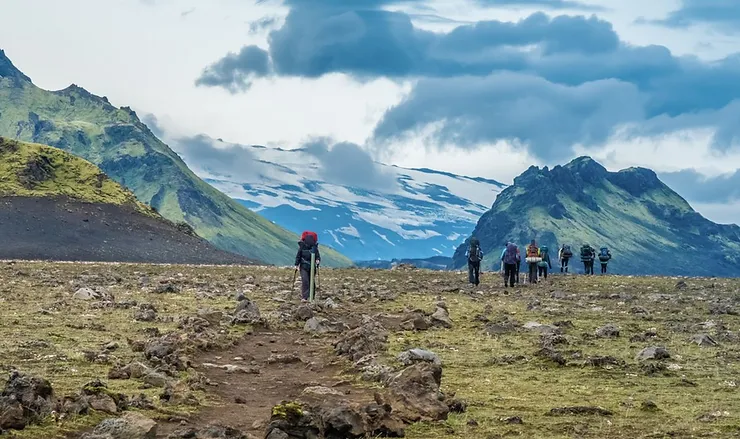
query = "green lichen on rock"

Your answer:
(271, 401), (304, 419)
